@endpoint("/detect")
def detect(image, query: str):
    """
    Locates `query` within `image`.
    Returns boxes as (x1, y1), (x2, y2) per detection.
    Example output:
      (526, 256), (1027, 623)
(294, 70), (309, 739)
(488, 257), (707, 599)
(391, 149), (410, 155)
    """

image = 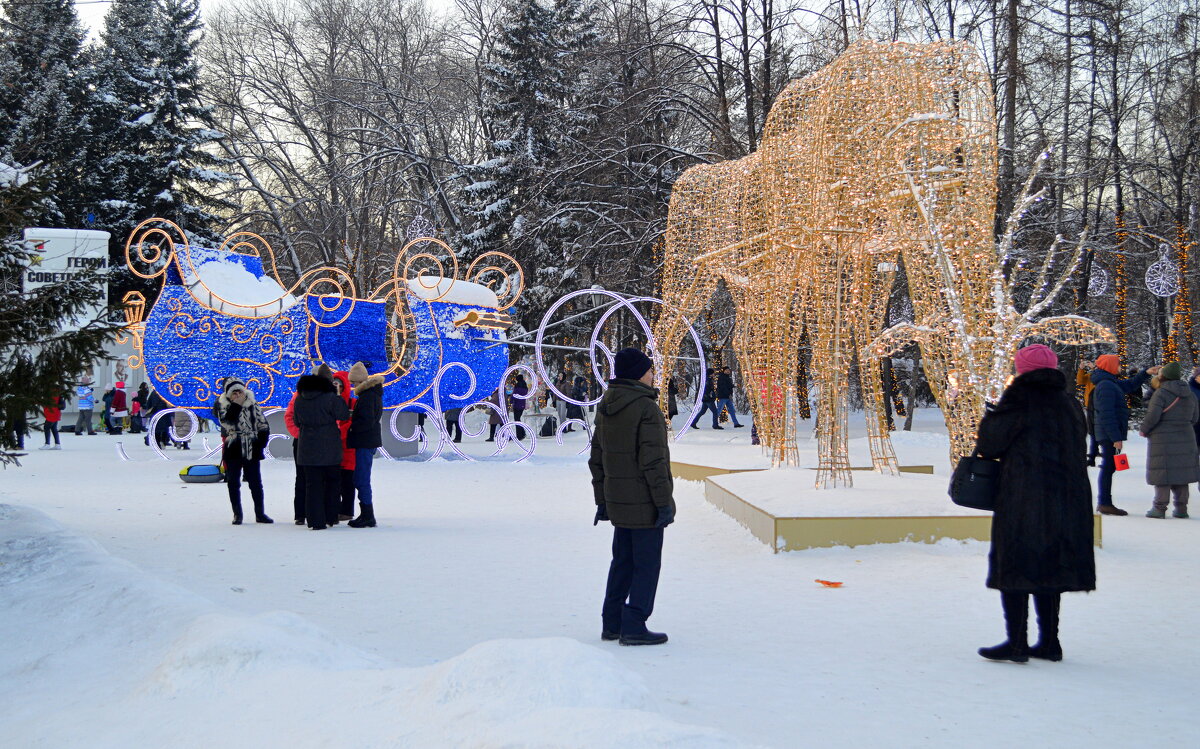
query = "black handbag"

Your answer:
(949, 452), (1000, 511)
